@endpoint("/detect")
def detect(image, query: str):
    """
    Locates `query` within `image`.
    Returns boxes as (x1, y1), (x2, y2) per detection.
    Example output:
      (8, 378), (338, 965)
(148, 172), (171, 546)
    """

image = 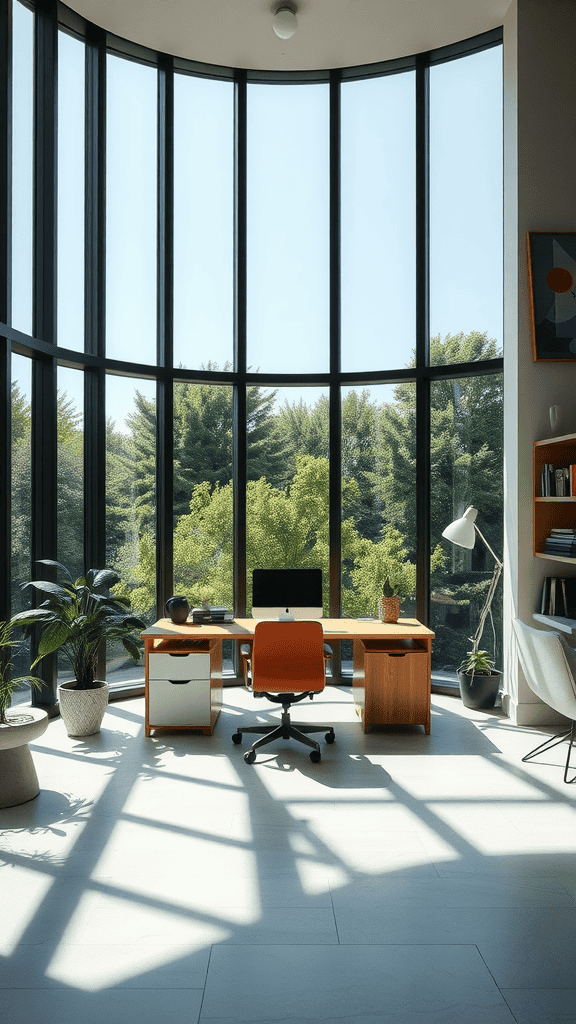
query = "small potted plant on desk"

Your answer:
(12, 560), (145, 738)
(378, 563), (416, 624)
(458, 647), (501, 710)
